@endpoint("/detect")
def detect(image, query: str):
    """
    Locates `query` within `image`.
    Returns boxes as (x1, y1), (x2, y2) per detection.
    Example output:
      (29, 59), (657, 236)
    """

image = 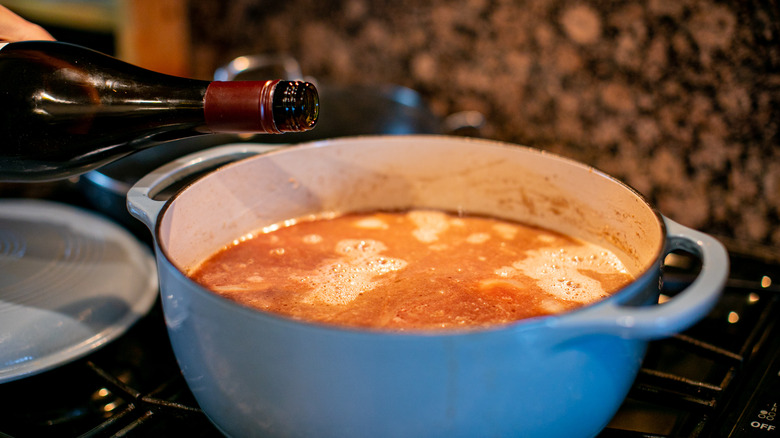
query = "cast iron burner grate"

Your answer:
(1, 245), (778, 438)
(78, 361), (203, 437)
(601, 246), (780, 438)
